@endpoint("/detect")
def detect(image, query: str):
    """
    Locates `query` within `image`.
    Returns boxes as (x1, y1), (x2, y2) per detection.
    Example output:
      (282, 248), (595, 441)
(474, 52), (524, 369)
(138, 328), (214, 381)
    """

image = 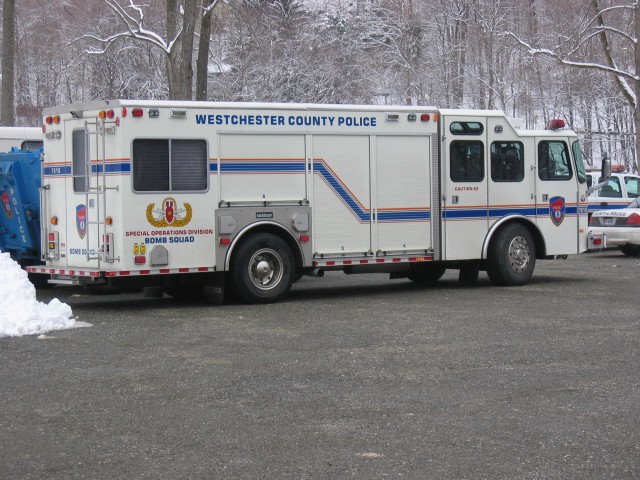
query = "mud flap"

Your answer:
(202, 273), (226, 305)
